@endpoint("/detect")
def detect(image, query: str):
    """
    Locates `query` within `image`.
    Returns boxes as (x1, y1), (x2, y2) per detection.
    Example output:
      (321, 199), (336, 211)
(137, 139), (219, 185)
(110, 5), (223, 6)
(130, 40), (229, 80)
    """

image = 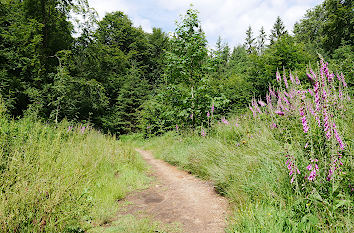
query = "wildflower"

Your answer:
(300, 107), (309, 133)
(276, 69), (281, 82)
(289, 72), (295, 84)
(201, 128), (206, 137)
(252, 100), (262, 114)
(207, 112), (210, 118)
(221, 117), (229, 125)
(258, 100), (266, 107)
(333, 123), (345, 150)
(341, 73), (347, 87)
(269, 86), (277, 98)
(275, 110), (284, 116)
(282, 95), (290, 105)
(314, 82), (321, 112)
(270, 122), (277, 129)
(190, 113), (193, 120)
(308, 88), (314, 96)
(339, 88), (343, 99)
(67, 126), (73, 132)
(327, 153), (343, 181)
(295, 75), (301, 85)
(307, 159), (319, 181)
(306, 72), (314, 83)
(176, 124), (179, 132)
(306, 164), (312, 171)
(81, 126), (86, 134)
(285, 154), (300, 184)
(304, 142), (309, 148)
(211, 104), (214, 114)
(283, 72), (289, 89)
(323, 109), (331, 140)
(249, 106), (256, 118)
